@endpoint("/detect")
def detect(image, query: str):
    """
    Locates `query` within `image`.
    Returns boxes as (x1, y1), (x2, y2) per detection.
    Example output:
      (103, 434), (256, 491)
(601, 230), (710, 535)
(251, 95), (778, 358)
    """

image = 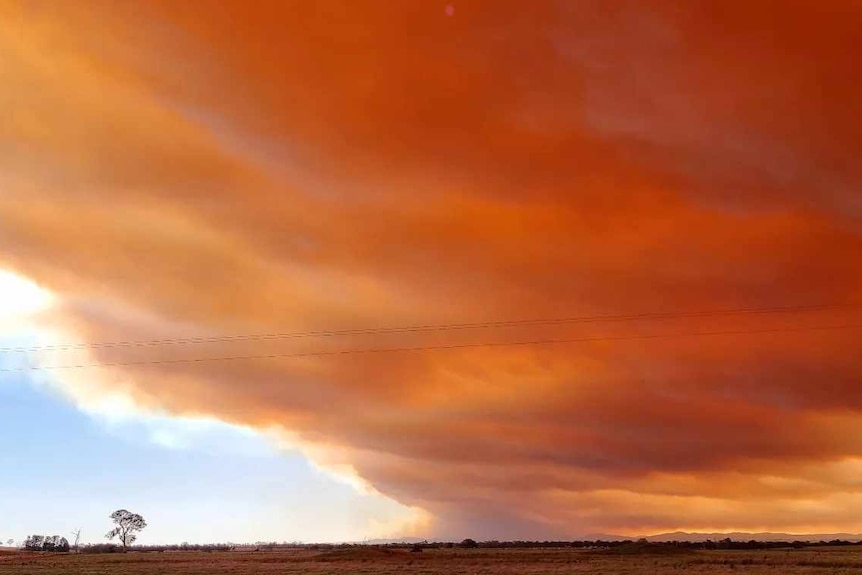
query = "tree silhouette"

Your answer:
(22, 535), (67, 552)
(105, 509), (147, 549)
